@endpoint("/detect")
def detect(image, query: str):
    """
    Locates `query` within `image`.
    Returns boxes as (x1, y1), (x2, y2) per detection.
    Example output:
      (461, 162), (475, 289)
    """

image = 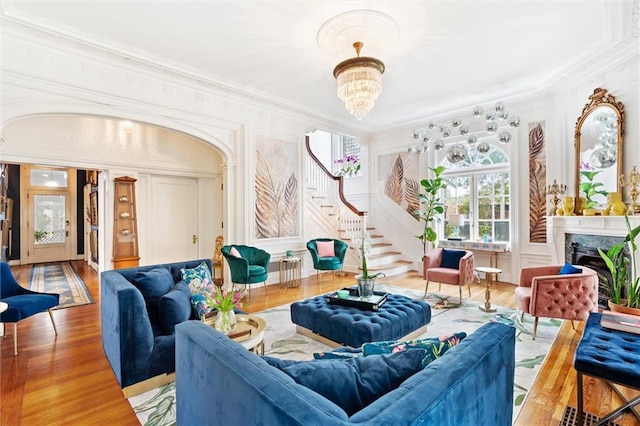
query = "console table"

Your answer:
(439, 240), (510, 268)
